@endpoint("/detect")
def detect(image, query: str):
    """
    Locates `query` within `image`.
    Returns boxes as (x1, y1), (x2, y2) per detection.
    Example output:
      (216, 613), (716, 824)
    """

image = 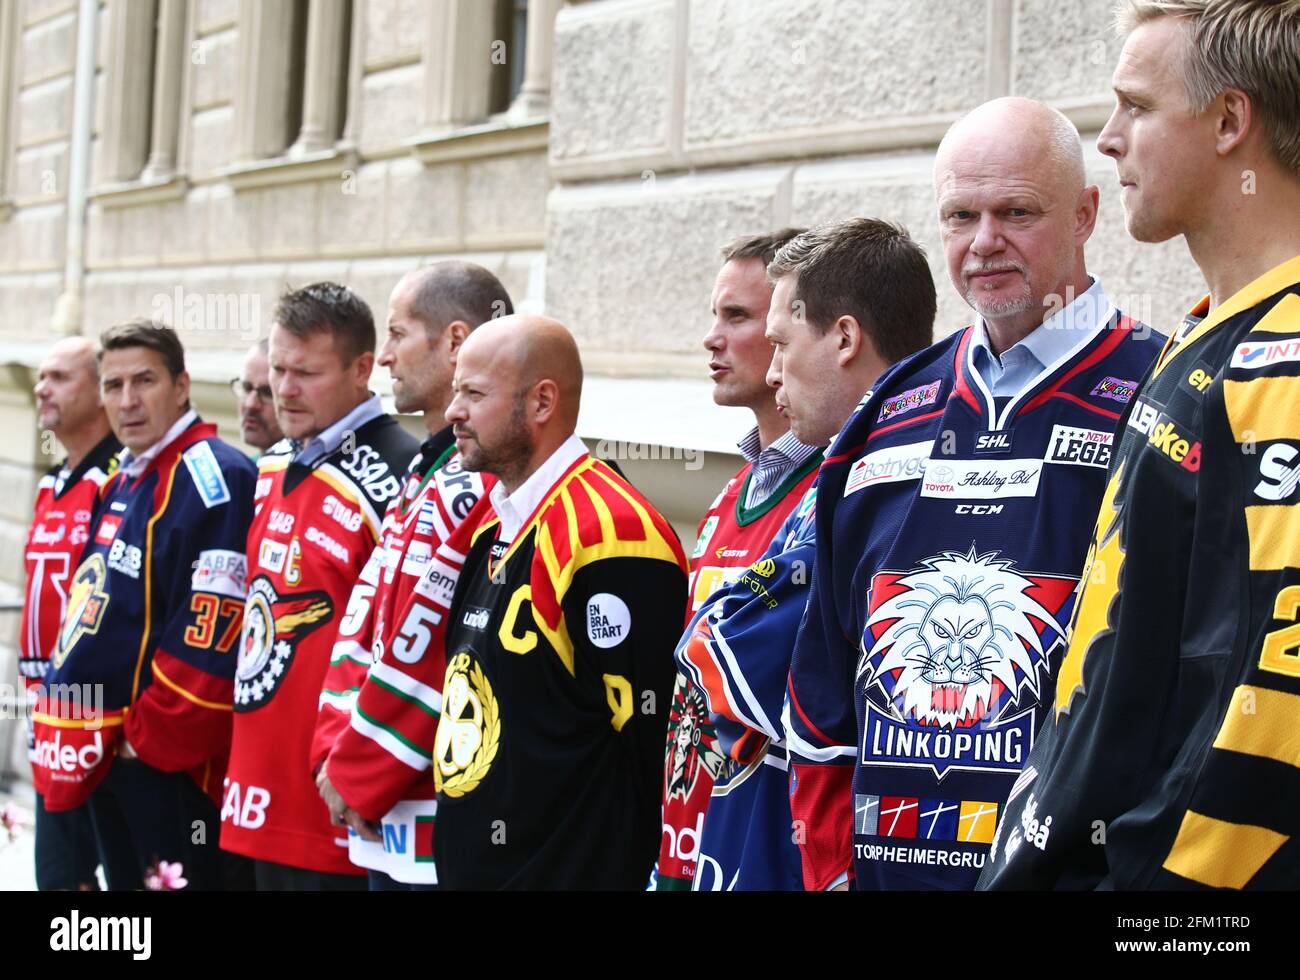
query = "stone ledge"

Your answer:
(221, 146), (361, 192)
(408, 119), (548, 166)
(90, 175), (189, 210)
